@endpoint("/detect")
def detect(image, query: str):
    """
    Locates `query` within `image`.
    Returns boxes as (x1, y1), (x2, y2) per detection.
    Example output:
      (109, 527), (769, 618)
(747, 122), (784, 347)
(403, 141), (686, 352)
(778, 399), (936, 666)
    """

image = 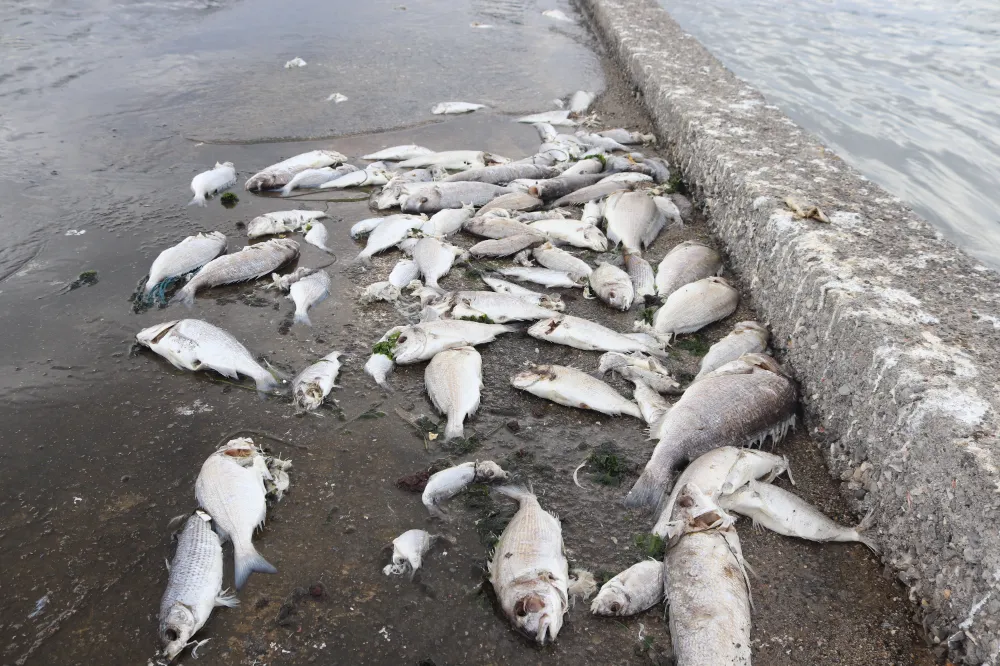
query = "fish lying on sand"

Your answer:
(532, 242), (592, 280)
(449, 291), (560, 323)
(695, 321), (769, 380)
(482, 276), (564, 310)
(318, 162), (391, 189)
(402, 183), (513, 214)
(655, 241), (723, 299)
(289, 270), (330, 326)
(303, 222), (332, 253)
(173, 238), (299, 306)
(510, 364), (642, 418)
(407, 237), (464, 290)
(464, 214), (541, 239)
(604, 191), (665, 253)
(443, 164), (560, 185)
(399, 151), (508, 171)
(597, 128), (655, 145)
(623, 252), (655, 302)
(281, 165), (359, 196)
(374, 170), (443, 210)
(355, 215), (425, 264)
(420, 204), (475, 237)
(529, 218), (608, 251)
(598, 351), (681, 394)
(425, 346), (482, 440)
(247, 210), (327, 239)
(392, 320), (517, 364)
(189, 162), (236, 206)
(587, 263), (633, 310)
(292, 351), (342, 411)
(421, 460), (507, 519)
(590, 560), (663, 617)
(528, 314), (667, 358)
(364, 326), (406, 387)
(383, 529), (439, 579)
(516, 109), (576, 126)
(479, 191), (543, 214)
(496, 266), (581, 289)
(245, 150), (347, 191)
(144, 231), (227, 296)
(469, 233), (545, 259)
(647, 276), (739, 340)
